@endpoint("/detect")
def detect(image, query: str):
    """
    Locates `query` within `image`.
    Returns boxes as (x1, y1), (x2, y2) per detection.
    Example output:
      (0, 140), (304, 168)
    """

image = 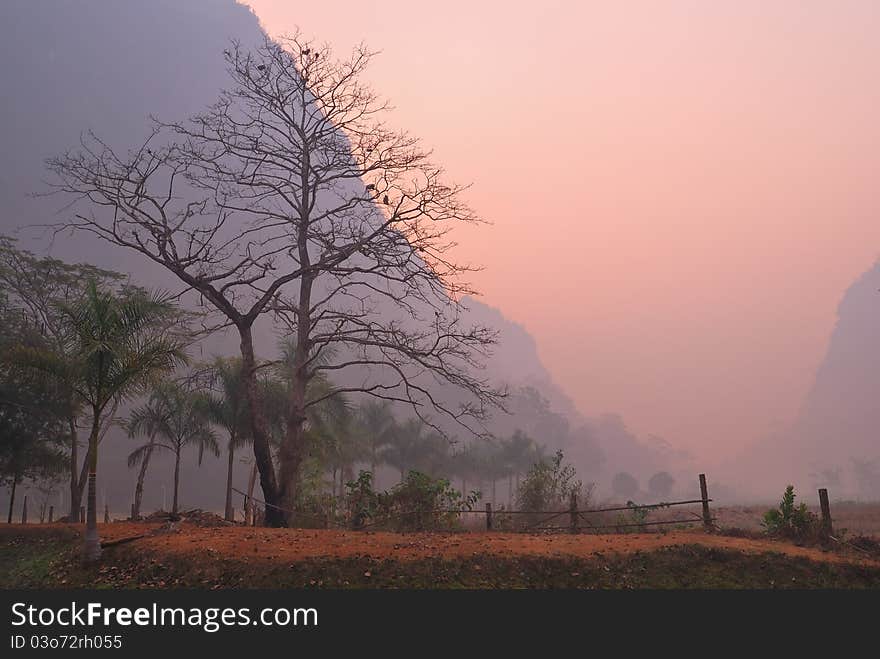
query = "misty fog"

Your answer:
(1, 0), (877, 520)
